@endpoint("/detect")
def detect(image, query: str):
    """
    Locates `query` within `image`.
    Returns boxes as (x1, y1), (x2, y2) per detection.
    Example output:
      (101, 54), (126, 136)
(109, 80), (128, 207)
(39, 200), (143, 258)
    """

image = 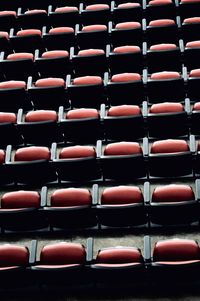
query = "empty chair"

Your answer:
(18, 109), (62, 145)
(1, 52), (35, 80)
(146, 0), (176, 21)
(68, 75), (105, 108)
(149, 139), (193, 177)
(113, 2), (142, 23)
(10, 29), (44, 53)
(49, 5), (79, 28)
(100, 141), (146, 180)
(146, 19), (178, 45)
(6, 146), (57, 184)
(81, 4), (110, 25)
(149, 183), (198, 225)
(31, 242), (87, 288)
(184, 41), (200, 70)
(111, 21), (143, 47)
(72, 48), (107, 77)
(147, 44), (181, 72)
(179, 0), (200, 20)
(0, 10), (17, 31)
(187, 69), (200, 101)
(107, 73), (144, 106)
(182, 17), (200, 42)
(147, 102), (188, 138)
(17, 9), (48, 30)
(60, 107), (101, 143)
(0, 112), (22, 146)
(108, 45), (143, 74)
(77, 24), (109, 50)
(103, 105), (144, 140)
(43, 27), (75, 51)
(147, 71), (185, 103)
(44, 187), (97, 229)
(35, 50), (70, 79)
(0, 80), (31, 112)
(97, 185), (146, 227)
(28, 77), (68, 110)
(191, 102), (200, 134)
(53, 144), (101, 182)
(0, 188), (48, 231)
